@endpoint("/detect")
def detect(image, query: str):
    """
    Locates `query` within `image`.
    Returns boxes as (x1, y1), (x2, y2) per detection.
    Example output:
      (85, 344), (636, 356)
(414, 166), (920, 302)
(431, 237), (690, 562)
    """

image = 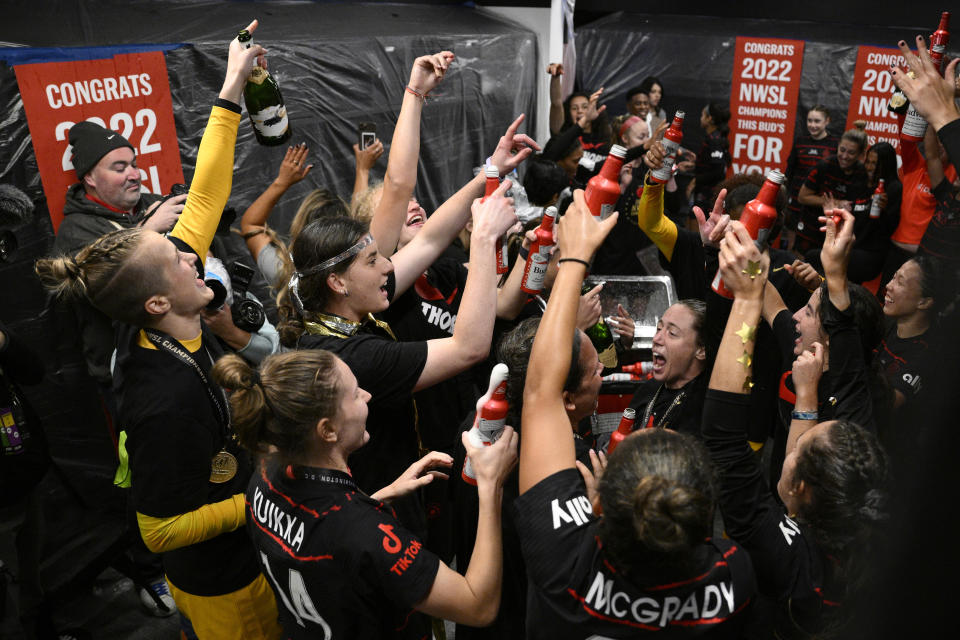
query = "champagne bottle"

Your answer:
(902, 12), (951, 141)
(606, 408), (636, 454)
(520, 206), (557, 294)
(585, 145), (627, 220)
(711, 169), (784, 299)
(581, 282), (618, 369)
(650, 111), (684, 184)
(462, 364), (509, 486)
(237, 29), (292, 146)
